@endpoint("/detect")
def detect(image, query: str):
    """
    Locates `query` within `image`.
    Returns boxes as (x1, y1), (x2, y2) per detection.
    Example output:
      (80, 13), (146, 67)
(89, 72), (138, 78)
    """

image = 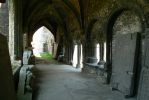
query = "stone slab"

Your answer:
(0, 34), (16, 100)
(17, 65), (34, 100)
(23, 49), (32, 65)
(111, 33), (138, 96)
